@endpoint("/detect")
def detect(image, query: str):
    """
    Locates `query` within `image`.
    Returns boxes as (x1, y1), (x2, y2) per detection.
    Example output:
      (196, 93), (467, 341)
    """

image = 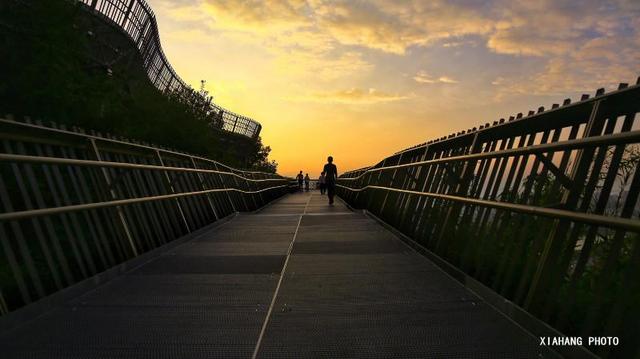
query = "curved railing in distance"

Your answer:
(337, 78), (640, 359)
(78, 0), (261, 138)
(0, 117), (287, 315)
